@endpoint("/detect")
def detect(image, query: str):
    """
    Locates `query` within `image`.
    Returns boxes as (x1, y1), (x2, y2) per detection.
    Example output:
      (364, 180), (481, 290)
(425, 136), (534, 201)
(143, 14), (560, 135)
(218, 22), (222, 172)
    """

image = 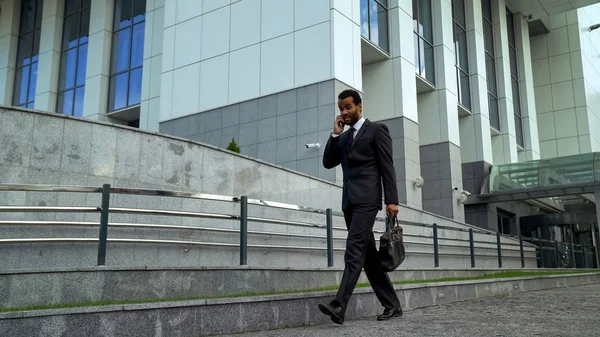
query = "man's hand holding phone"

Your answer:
(333, 115), (345, 135)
